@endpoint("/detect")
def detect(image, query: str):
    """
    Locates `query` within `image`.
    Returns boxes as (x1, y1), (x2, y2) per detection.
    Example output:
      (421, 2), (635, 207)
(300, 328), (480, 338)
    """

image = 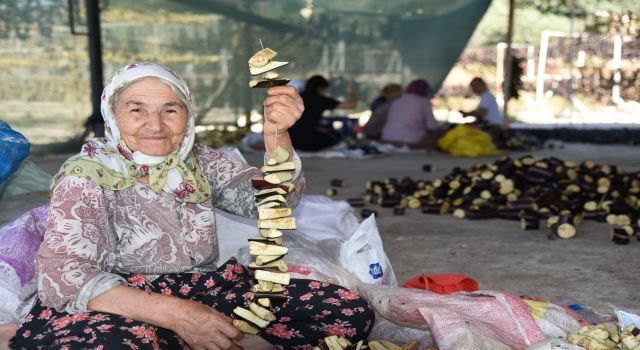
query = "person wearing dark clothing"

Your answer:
(289, 75), (357, 151)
